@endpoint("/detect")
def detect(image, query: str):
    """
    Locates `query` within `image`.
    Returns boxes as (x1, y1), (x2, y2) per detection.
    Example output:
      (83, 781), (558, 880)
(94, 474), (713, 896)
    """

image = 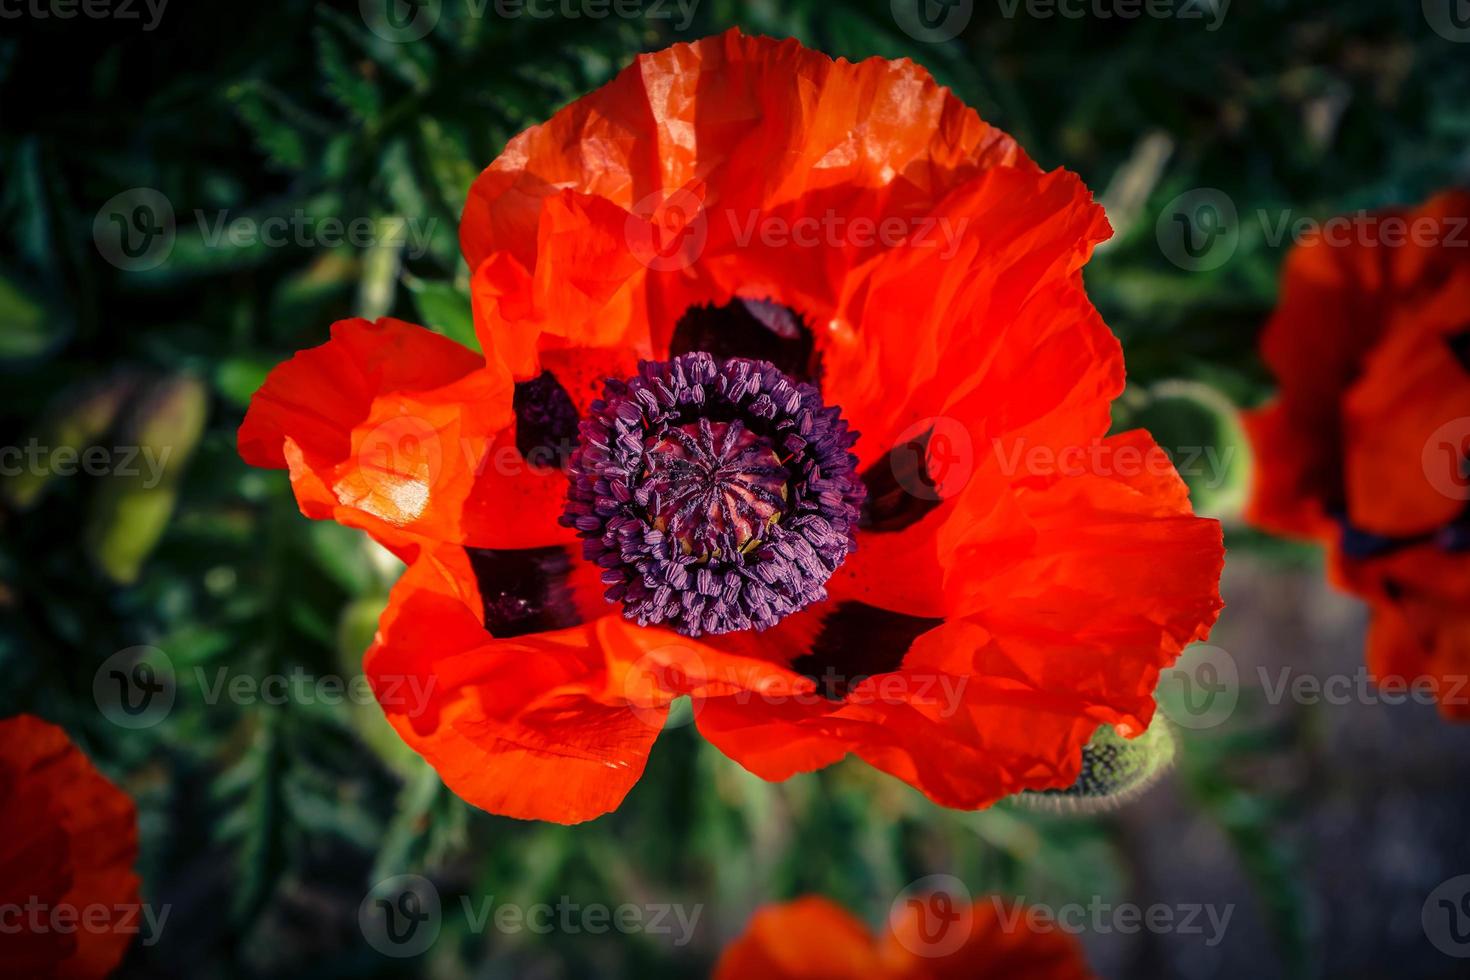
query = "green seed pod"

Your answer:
(2, 372), (142, 510)
(1016, 715), (1176, 814)
(85, 376), (208, 584)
